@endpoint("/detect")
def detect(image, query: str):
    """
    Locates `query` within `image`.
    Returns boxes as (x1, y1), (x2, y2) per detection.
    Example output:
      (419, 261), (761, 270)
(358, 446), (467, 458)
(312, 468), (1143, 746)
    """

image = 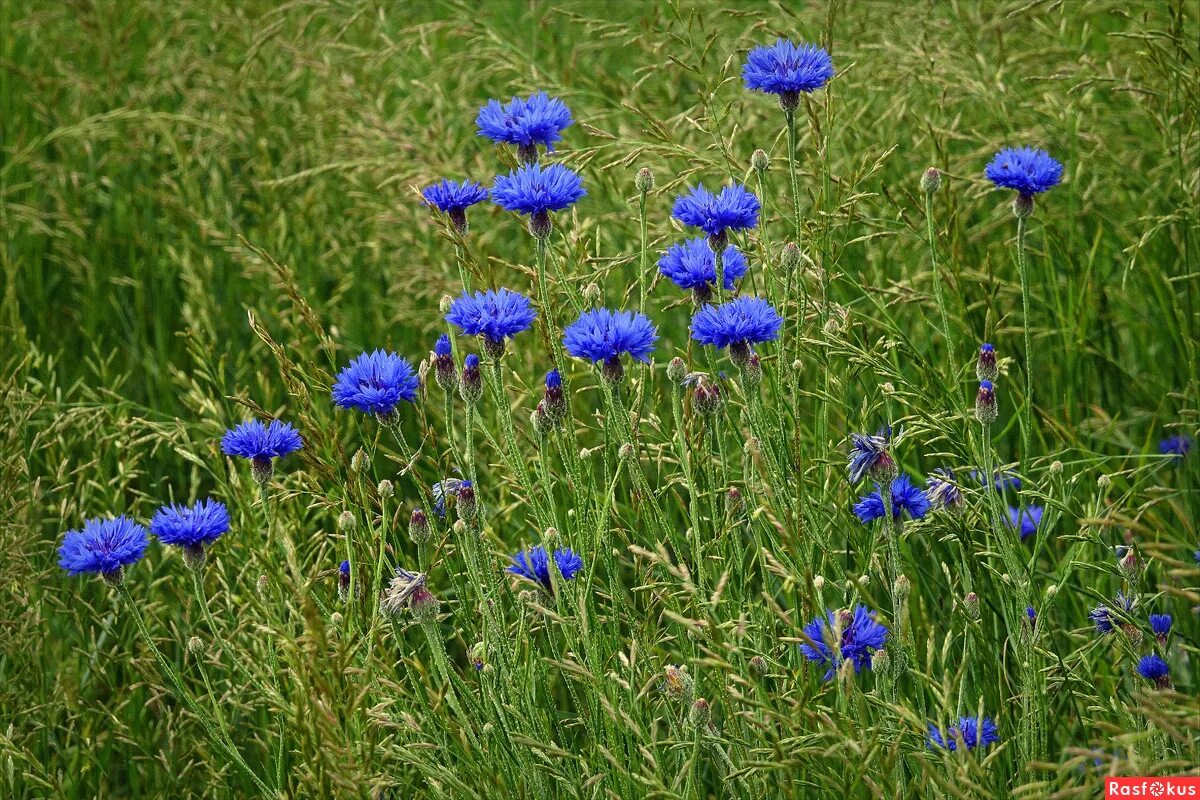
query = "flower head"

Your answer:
(985, 147), (1063, 196)
(658, 237), (748, 296)
(1136, 653), (1171, 689)
(672, 184), (760, 240)
(381, 568), (439, 623)
(799, 604), (889, 680)
(221, 420), (304, 481)
(742, 39), (834, 106)
(491, 162), (586, 216)
(507, 545), (584, 589)
(1006, 505), (1044, 540)
(926, 469), (964, 511)
(690, 297), (783, 356)
(852, 474), (931, 524)
(431, 477), (464, 519)
(151, 498), (230, 552)
(1149, 613), (1172, 641)
(1089, 592), (1135, 634)
(332, 350), (420, 417)
(446, 288), (537, 356)
(926, 716), (1000, 752)
(563, 308), (658, 368)
(848, 429), (895, 485)
(422, 179), (488, 214)
(476, 92), (573, 158)
(1159, 435), (1193, 461)
(977, 343), (998, 382)
(58, 516), (149, 580)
